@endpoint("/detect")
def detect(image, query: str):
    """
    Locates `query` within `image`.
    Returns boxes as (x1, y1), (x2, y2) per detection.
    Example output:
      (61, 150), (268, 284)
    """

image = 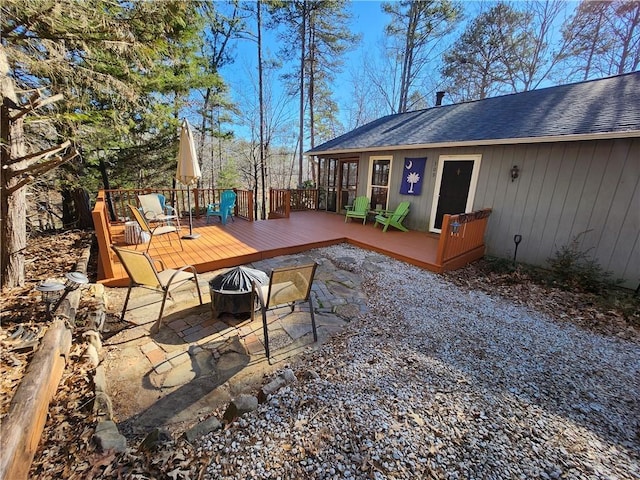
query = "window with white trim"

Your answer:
(368, 156), (392, 210)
